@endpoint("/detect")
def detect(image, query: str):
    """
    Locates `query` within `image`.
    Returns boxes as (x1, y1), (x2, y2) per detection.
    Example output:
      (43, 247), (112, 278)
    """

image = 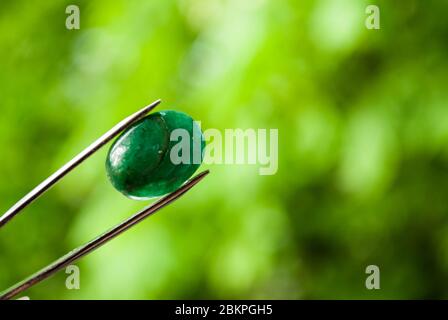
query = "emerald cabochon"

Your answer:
(106, 110), (205, 199)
